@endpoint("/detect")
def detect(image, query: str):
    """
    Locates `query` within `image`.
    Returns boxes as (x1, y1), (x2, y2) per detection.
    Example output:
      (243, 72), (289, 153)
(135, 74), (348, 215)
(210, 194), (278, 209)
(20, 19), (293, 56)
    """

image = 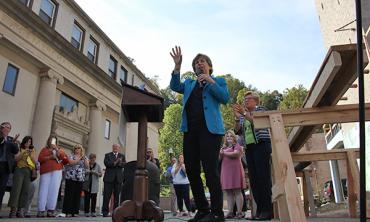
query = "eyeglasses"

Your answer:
(74, 147), (82, 150)
(0, 125), (11, 129)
